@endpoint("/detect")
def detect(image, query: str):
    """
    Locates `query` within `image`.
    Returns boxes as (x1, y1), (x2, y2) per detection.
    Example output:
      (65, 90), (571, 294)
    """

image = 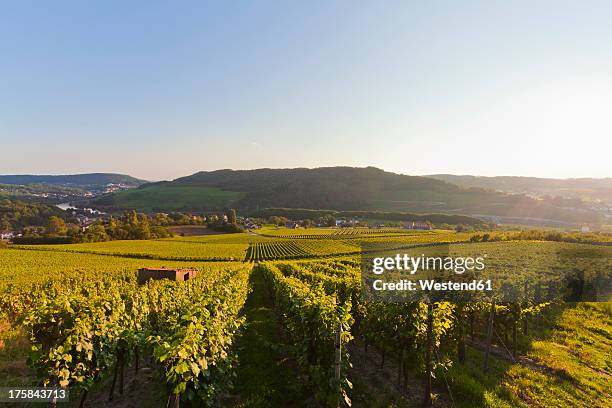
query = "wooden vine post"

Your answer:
(47, 384), (59, 408)
(483, 299), (496, 371)
(134, 346), (139, 375)
(335, 323), (342, 382)
(79, 389), (87, 408)
(423, 301), (434, 408)
(109, 355), (119, 401)
(333, 296), (342, 407)
(119, 352), (125, 395)
(109, 347), (125, 401)
(512, 318), (518, 358)
(523, 281), (529, 336)
(457, 304), (466, 364)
